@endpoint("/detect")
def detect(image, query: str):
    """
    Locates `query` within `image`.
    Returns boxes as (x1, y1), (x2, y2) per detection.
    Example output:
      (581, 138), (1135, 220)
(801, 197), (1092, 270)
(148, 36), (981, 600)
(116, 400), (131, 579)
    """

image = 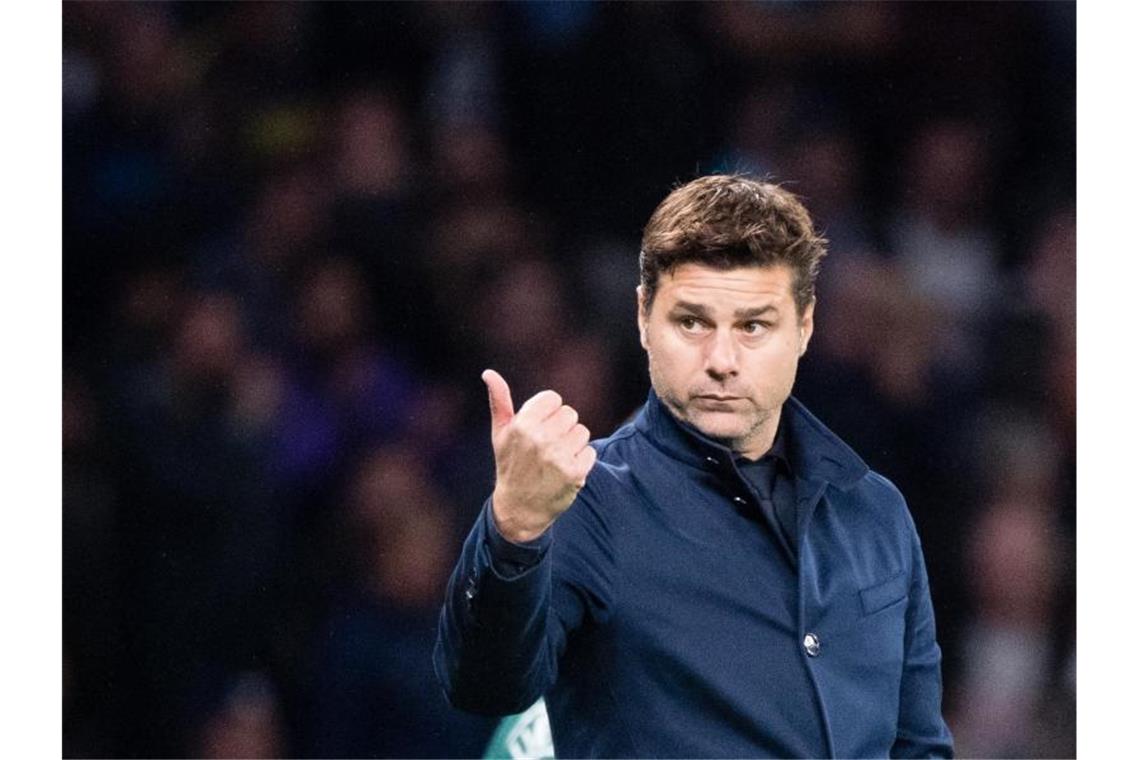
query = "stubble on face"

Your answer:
(645, 334), (778, 452)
